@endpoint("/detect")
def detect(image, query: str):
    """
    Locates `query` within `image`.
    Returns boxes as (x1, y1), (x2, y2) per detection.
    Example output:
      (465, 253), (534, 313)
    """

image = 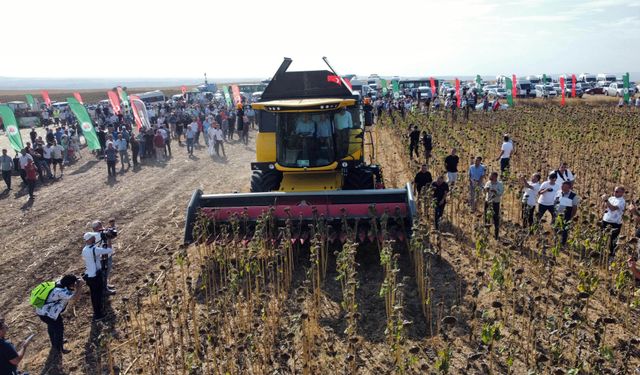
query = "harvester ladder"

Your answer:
(364, 128), (376, 164)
